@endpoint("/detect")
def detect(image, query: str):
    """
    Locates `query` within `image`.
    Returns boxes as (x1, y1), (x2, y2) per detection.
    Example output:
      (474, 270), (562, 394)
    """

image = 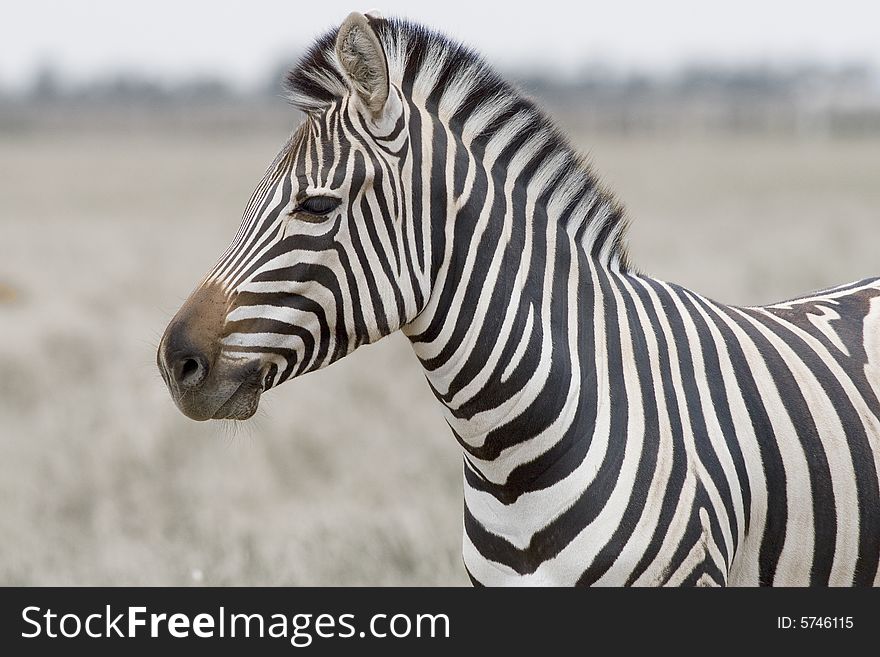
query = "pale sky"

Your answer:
(3, 0), (880, 91)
